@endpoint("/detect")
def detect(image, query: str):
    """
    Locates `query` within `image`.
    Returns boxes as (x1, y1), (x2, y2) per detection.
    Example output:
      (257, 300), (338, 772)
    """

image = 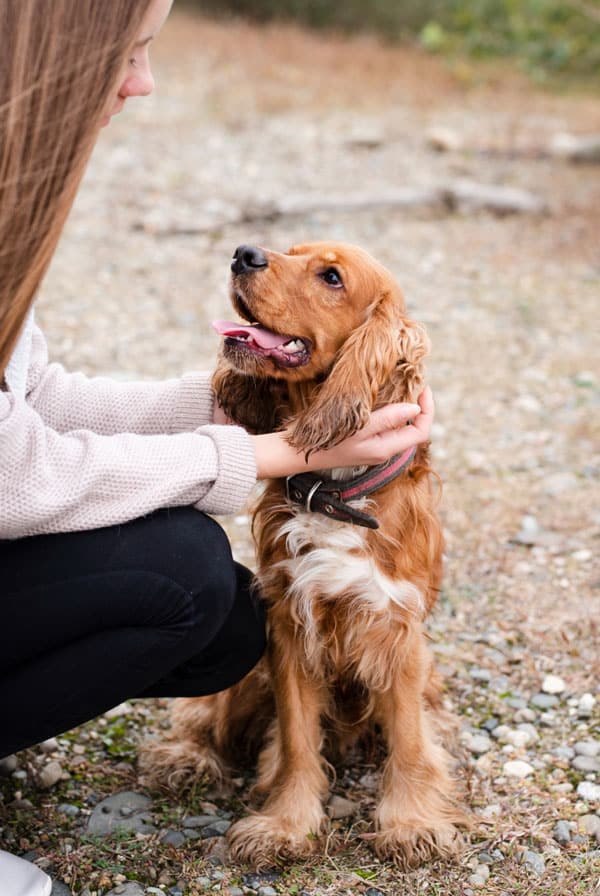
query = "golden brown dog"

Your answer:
(140, 242), (466, 866)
